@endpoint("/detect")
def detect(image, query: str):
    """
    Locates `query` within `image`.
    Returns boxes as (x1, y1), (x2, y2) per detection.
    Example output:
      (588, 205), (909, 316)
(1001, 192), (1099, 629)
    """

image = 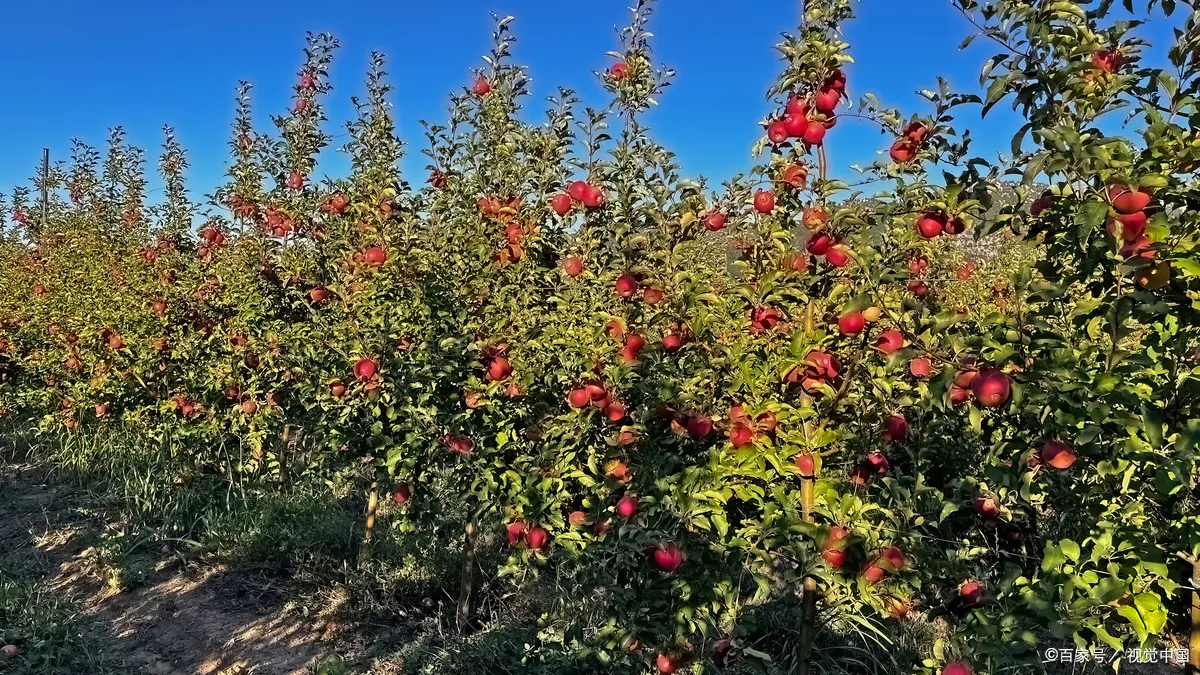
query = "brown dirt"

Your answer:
(0, 460), (334, 675)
